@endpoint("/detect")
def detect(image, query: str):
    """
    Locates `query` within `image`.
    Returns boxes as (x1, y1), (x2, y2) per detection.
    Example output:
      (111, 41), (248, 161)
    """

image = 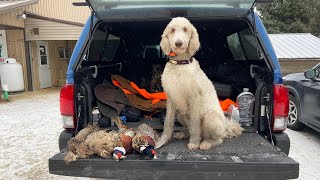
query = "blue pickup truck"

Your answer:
(49, 0), (299, 179)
